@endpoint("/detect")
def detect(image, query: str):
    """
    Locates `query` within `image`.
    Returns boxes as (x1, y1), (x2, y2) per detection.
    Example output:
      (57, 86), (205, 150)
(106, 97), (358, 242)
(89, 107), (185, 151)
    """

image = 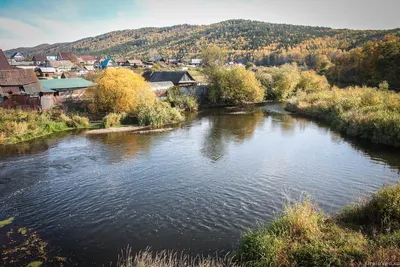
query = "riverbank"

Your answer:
(0, 109), (90, 145)
(116, 183), (400, 266)
(286, 86), (400, 147)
